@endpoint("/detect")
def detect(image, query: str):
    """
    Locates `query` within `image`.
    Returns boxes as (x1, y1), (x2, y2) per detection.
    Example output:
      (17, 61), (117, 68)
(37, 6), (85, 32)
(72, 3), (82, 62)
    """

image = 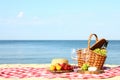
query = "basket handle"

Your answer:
(88, 34), (98, 49)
